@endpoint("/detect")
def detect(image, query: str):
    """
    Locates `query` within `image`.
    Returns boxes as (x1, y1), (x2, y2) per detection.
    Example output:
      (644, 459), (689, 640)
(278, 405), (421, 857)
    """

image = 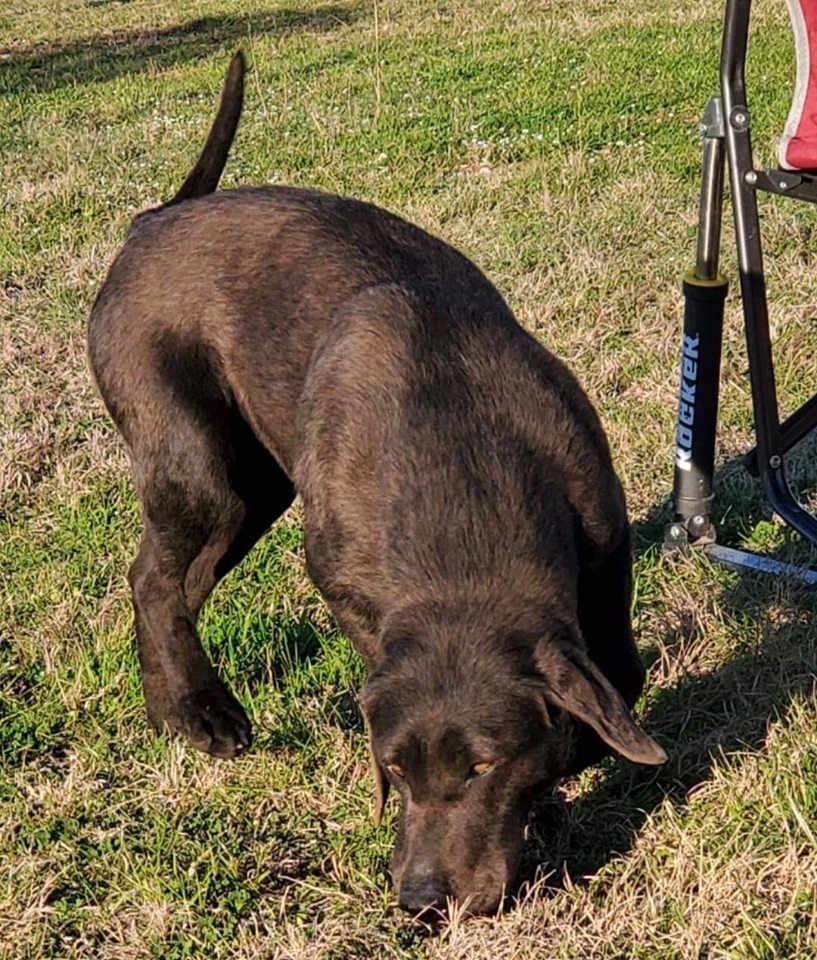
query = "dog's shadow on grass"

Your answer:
(519, 450), (817, 897)
(0, 3), (363, 95)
